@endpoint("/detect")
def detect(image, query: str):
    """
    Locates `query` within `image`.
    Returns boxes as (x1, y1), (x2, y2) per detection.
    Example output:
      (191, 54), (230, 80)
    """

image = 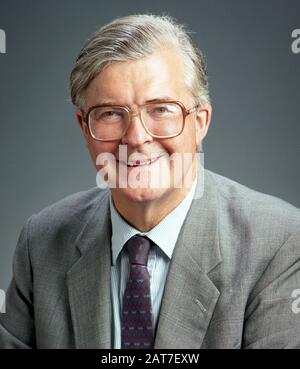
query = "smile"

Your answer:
(118, 153), (165, 167)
